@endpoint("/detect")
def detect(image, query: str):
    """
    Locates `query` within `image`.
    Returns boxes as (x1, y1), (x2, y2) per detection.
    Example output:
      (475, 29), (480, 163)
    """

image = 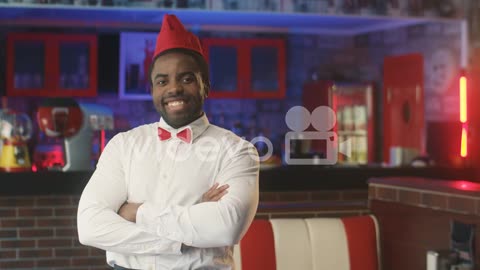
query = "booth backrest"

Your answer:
(234, 215), (381, 270)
